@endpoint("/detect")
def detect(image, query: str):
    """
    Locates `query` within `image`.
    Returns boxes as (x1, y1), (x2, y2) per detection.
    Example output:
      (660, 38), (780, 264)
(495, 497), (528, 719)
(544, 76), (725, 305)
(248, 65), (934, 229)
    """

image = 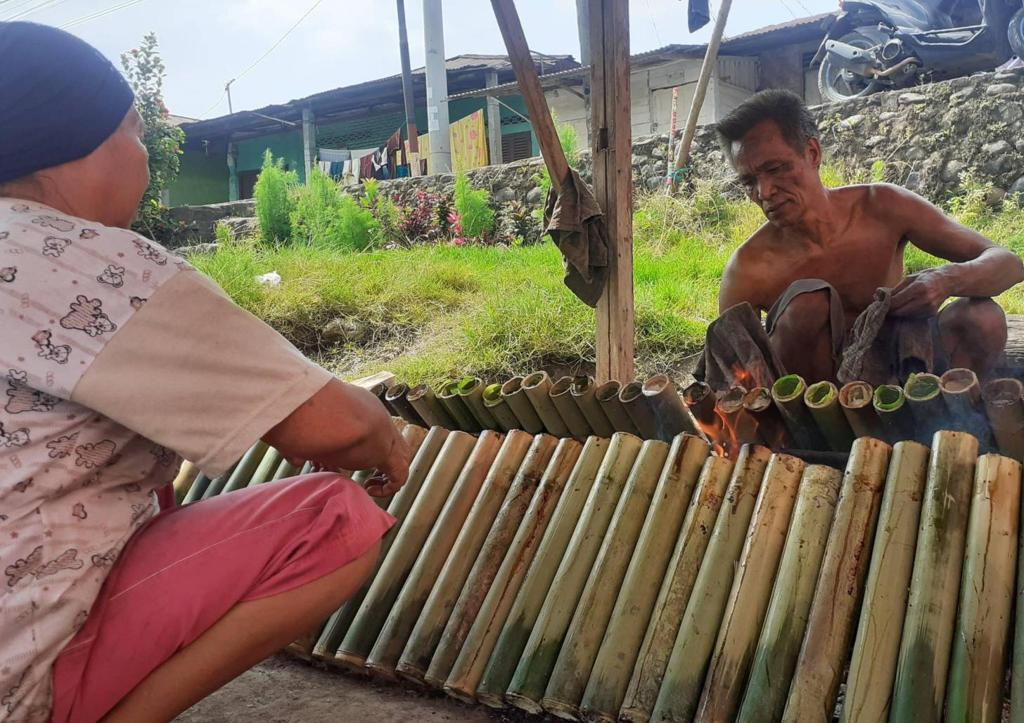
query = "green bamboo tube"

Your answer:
(216, 440), (270, 495)
(438, 438), (582, 700)
(500, 376), (546, 434)
(522, 371), (571, 437)
(181, 471), (212, 504)
(887, 431), (979, 722)
(650, 445), (773, 723)
(457, 376), (500, 431)
(392, 432), (551, 684)
(904, 373), (948, 445)
(737, 464), (842, 723)
(579, 435), (711, 722)
(596, 380), (642, 436)
(940, 368), (995, 450)
(474, 437), (611, 708)
(407, 383), (457, 429)
(804, 380), (856, 452)
(743, 386), (790, 448)
(873, 383), (916, 445)
(334, 430), (479, 669)
(541, 439), (672, 719)
(270, 457), (300, 482)
(246, 446), (282, 487)
(945, 453), (1020, 723)
(619, 381), (660, 440)
(841, 441), (929, 723)
(438, 379), (482, 433)
(299, 460), (314, 475)
(619, 455), (735, 723)
(483, 382), (521, 432)
(570, 375), (616, 437)
(549, 376), (593, 439)
(643, 374), (700, 440)
(771, 374), (826, 450)
(696, 453), (806, 723)
(312, 427), (449, 662)
(171, 460), (199, 503)
(983, 378), (1024, 462)
(504, 433), (644, 714)
(384, 382), (426, 426)
(839, 380), (884, 440)
(782, 437), (891, 723)
(366, 430), (527, 679)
